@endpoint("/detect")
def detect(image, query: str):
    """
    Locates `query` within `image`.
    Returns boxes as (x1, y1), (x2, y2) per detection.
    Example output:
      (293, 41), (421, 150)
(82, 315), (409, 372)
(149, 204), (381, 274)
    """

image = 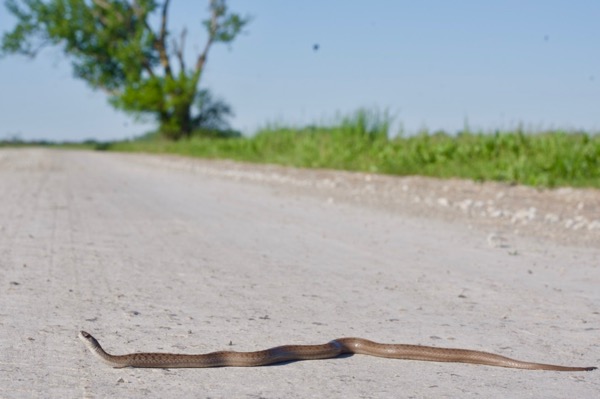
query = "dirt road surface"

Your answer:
(1, 148), (598, 398)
